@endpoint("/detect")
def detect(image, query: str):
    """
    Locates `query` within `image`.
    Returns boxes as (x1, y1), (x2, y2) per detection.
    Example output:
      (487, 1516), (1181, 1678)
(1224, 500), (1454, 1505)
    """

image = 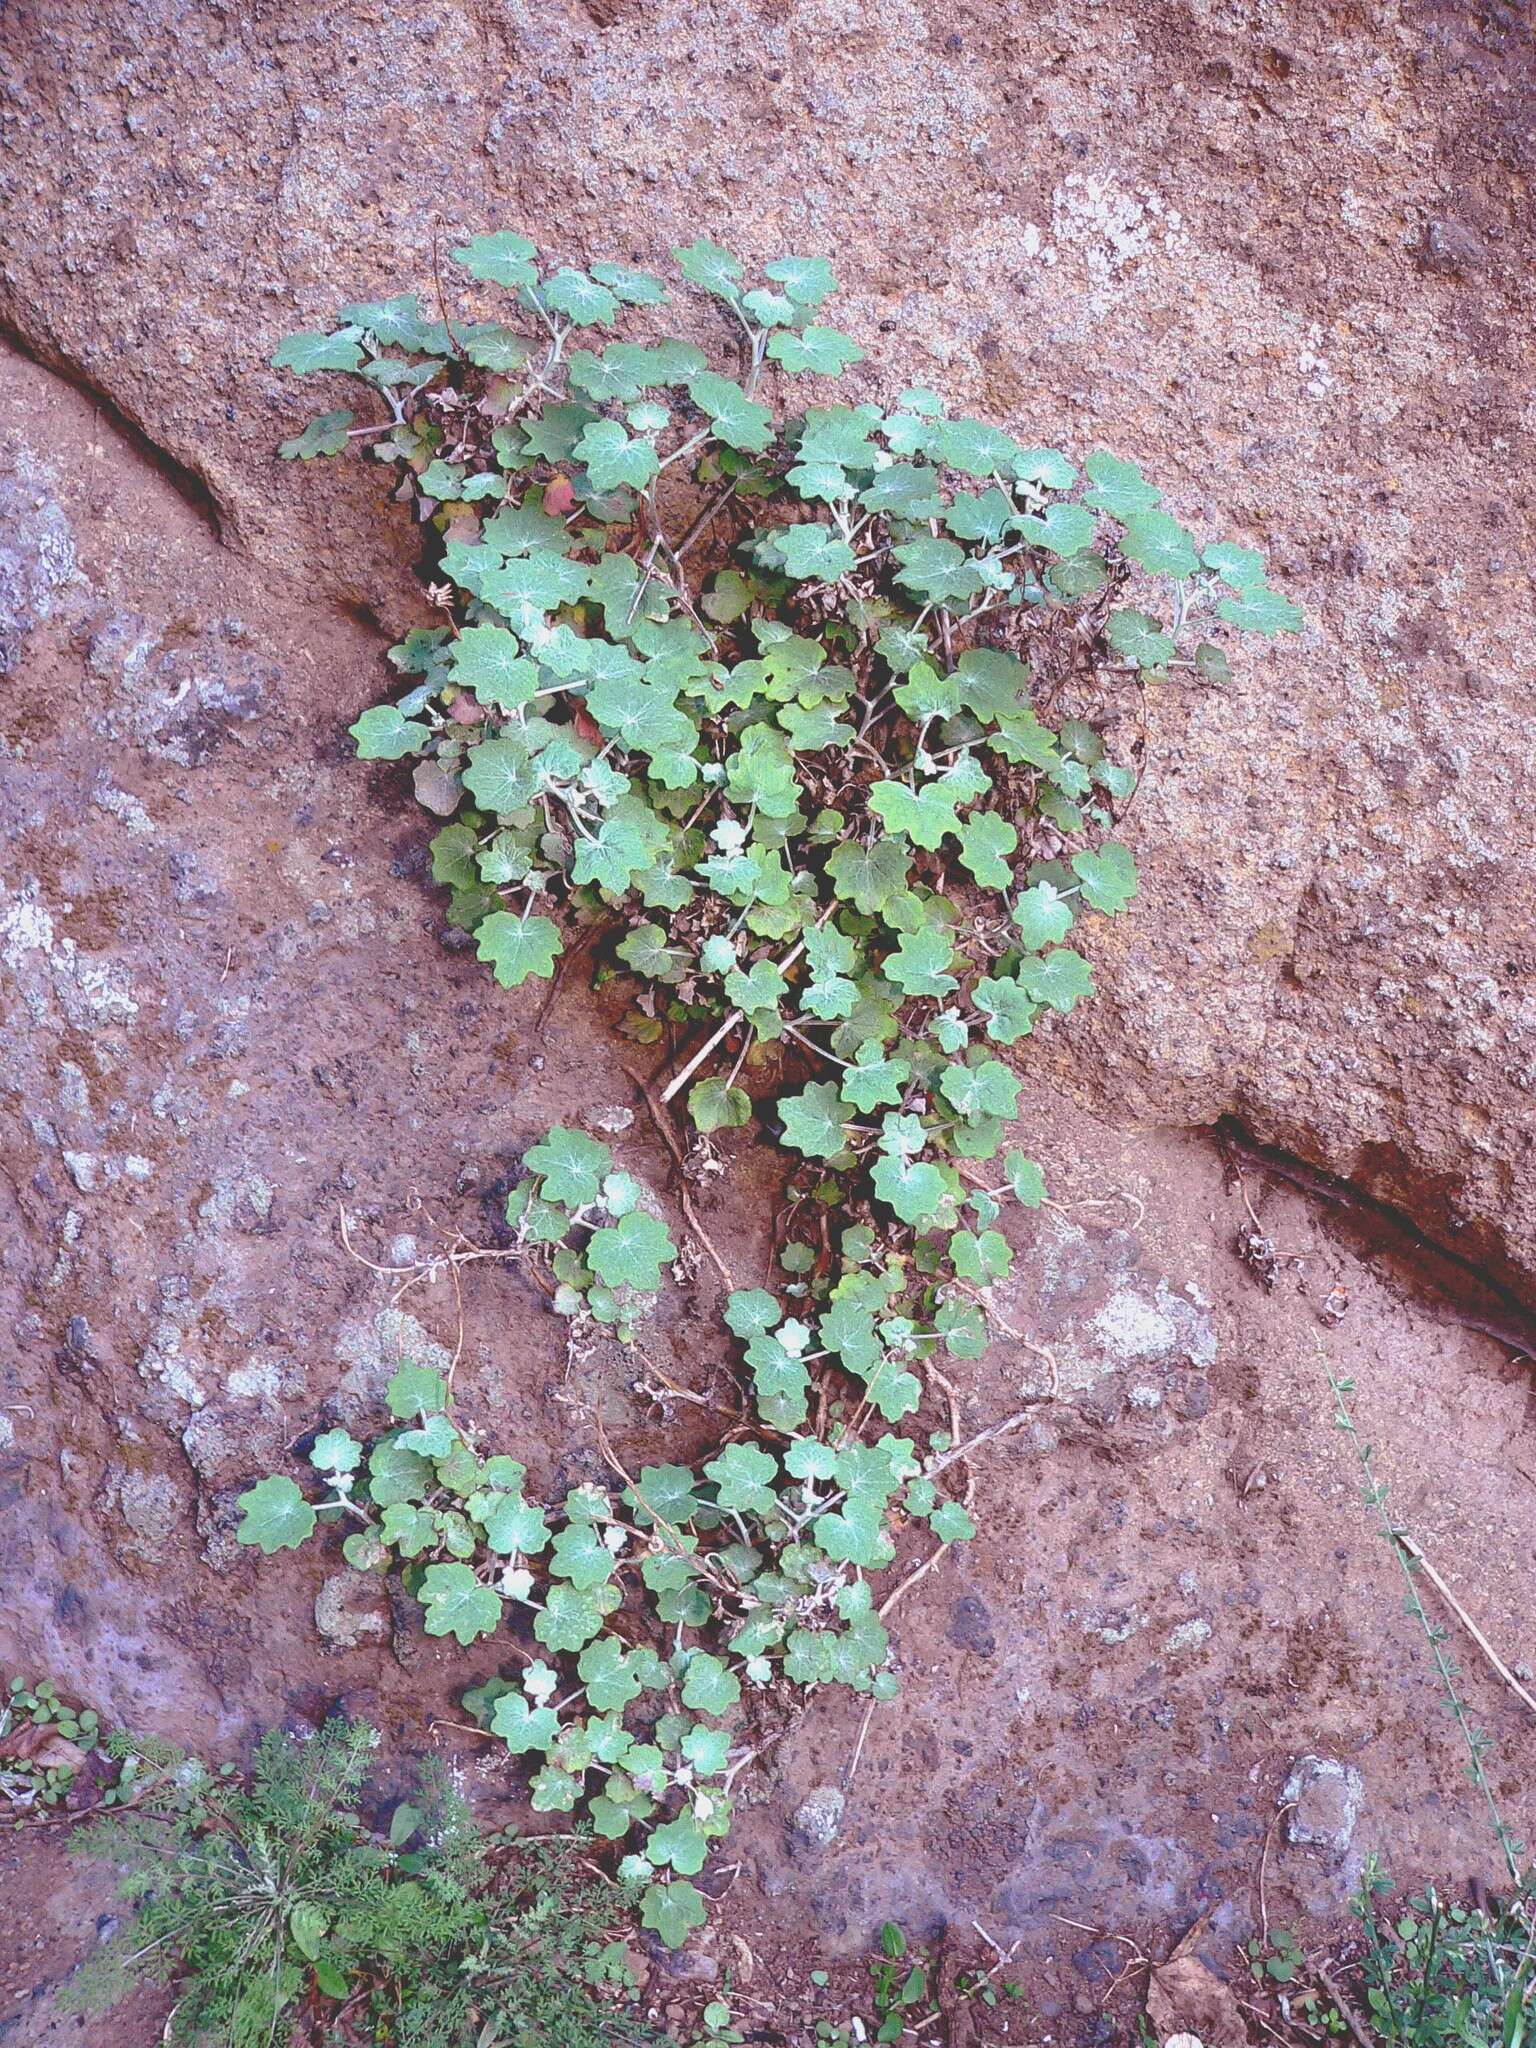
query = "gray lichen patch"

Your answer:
(0, 449), (80, 675)
(336, 1306), (454, 1415)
